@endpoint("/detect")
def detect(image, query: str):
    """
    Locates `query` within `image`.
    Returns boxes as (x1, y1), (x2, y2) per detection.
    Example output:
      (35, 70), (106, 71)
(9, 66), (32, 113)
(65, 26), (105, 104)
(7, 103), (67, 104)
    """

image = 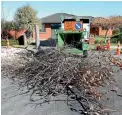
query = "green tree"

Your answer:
(14, 5), (40, 32)
(14, 5), (40, 45)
